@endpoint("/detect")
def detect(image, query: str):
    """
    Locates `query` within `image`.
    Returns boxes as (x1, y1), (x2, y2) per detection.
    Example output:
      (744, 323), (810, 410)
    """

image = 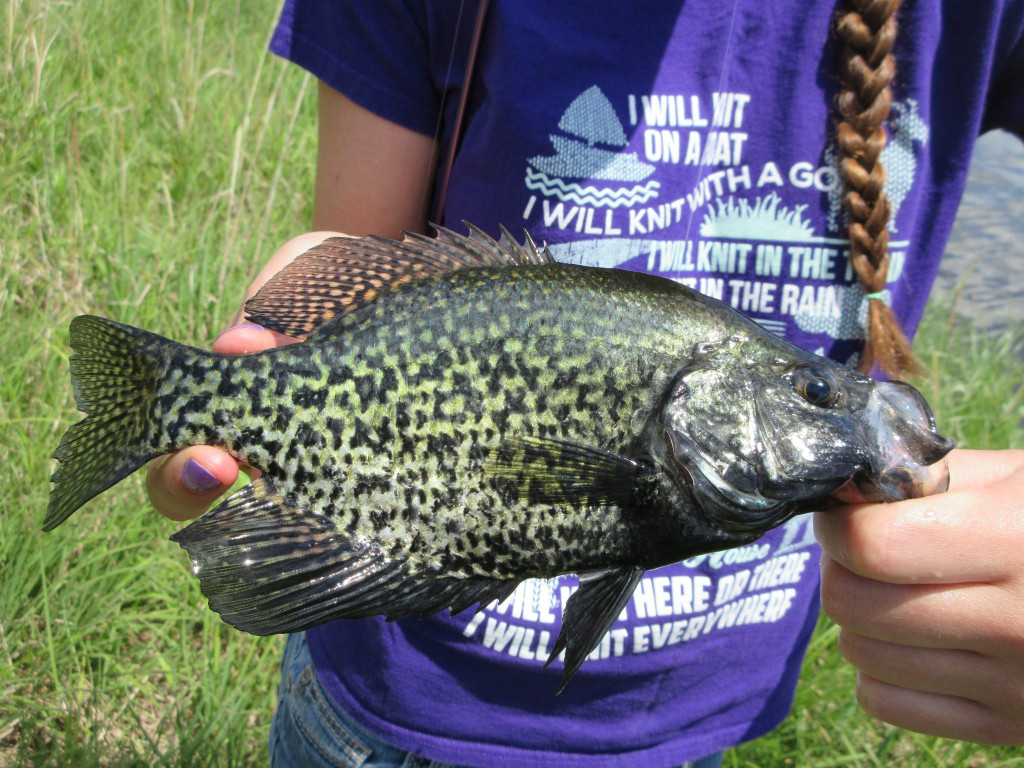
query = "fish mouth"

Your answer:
(852, 456), (951, 502)
(853, 380), (954, 502)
